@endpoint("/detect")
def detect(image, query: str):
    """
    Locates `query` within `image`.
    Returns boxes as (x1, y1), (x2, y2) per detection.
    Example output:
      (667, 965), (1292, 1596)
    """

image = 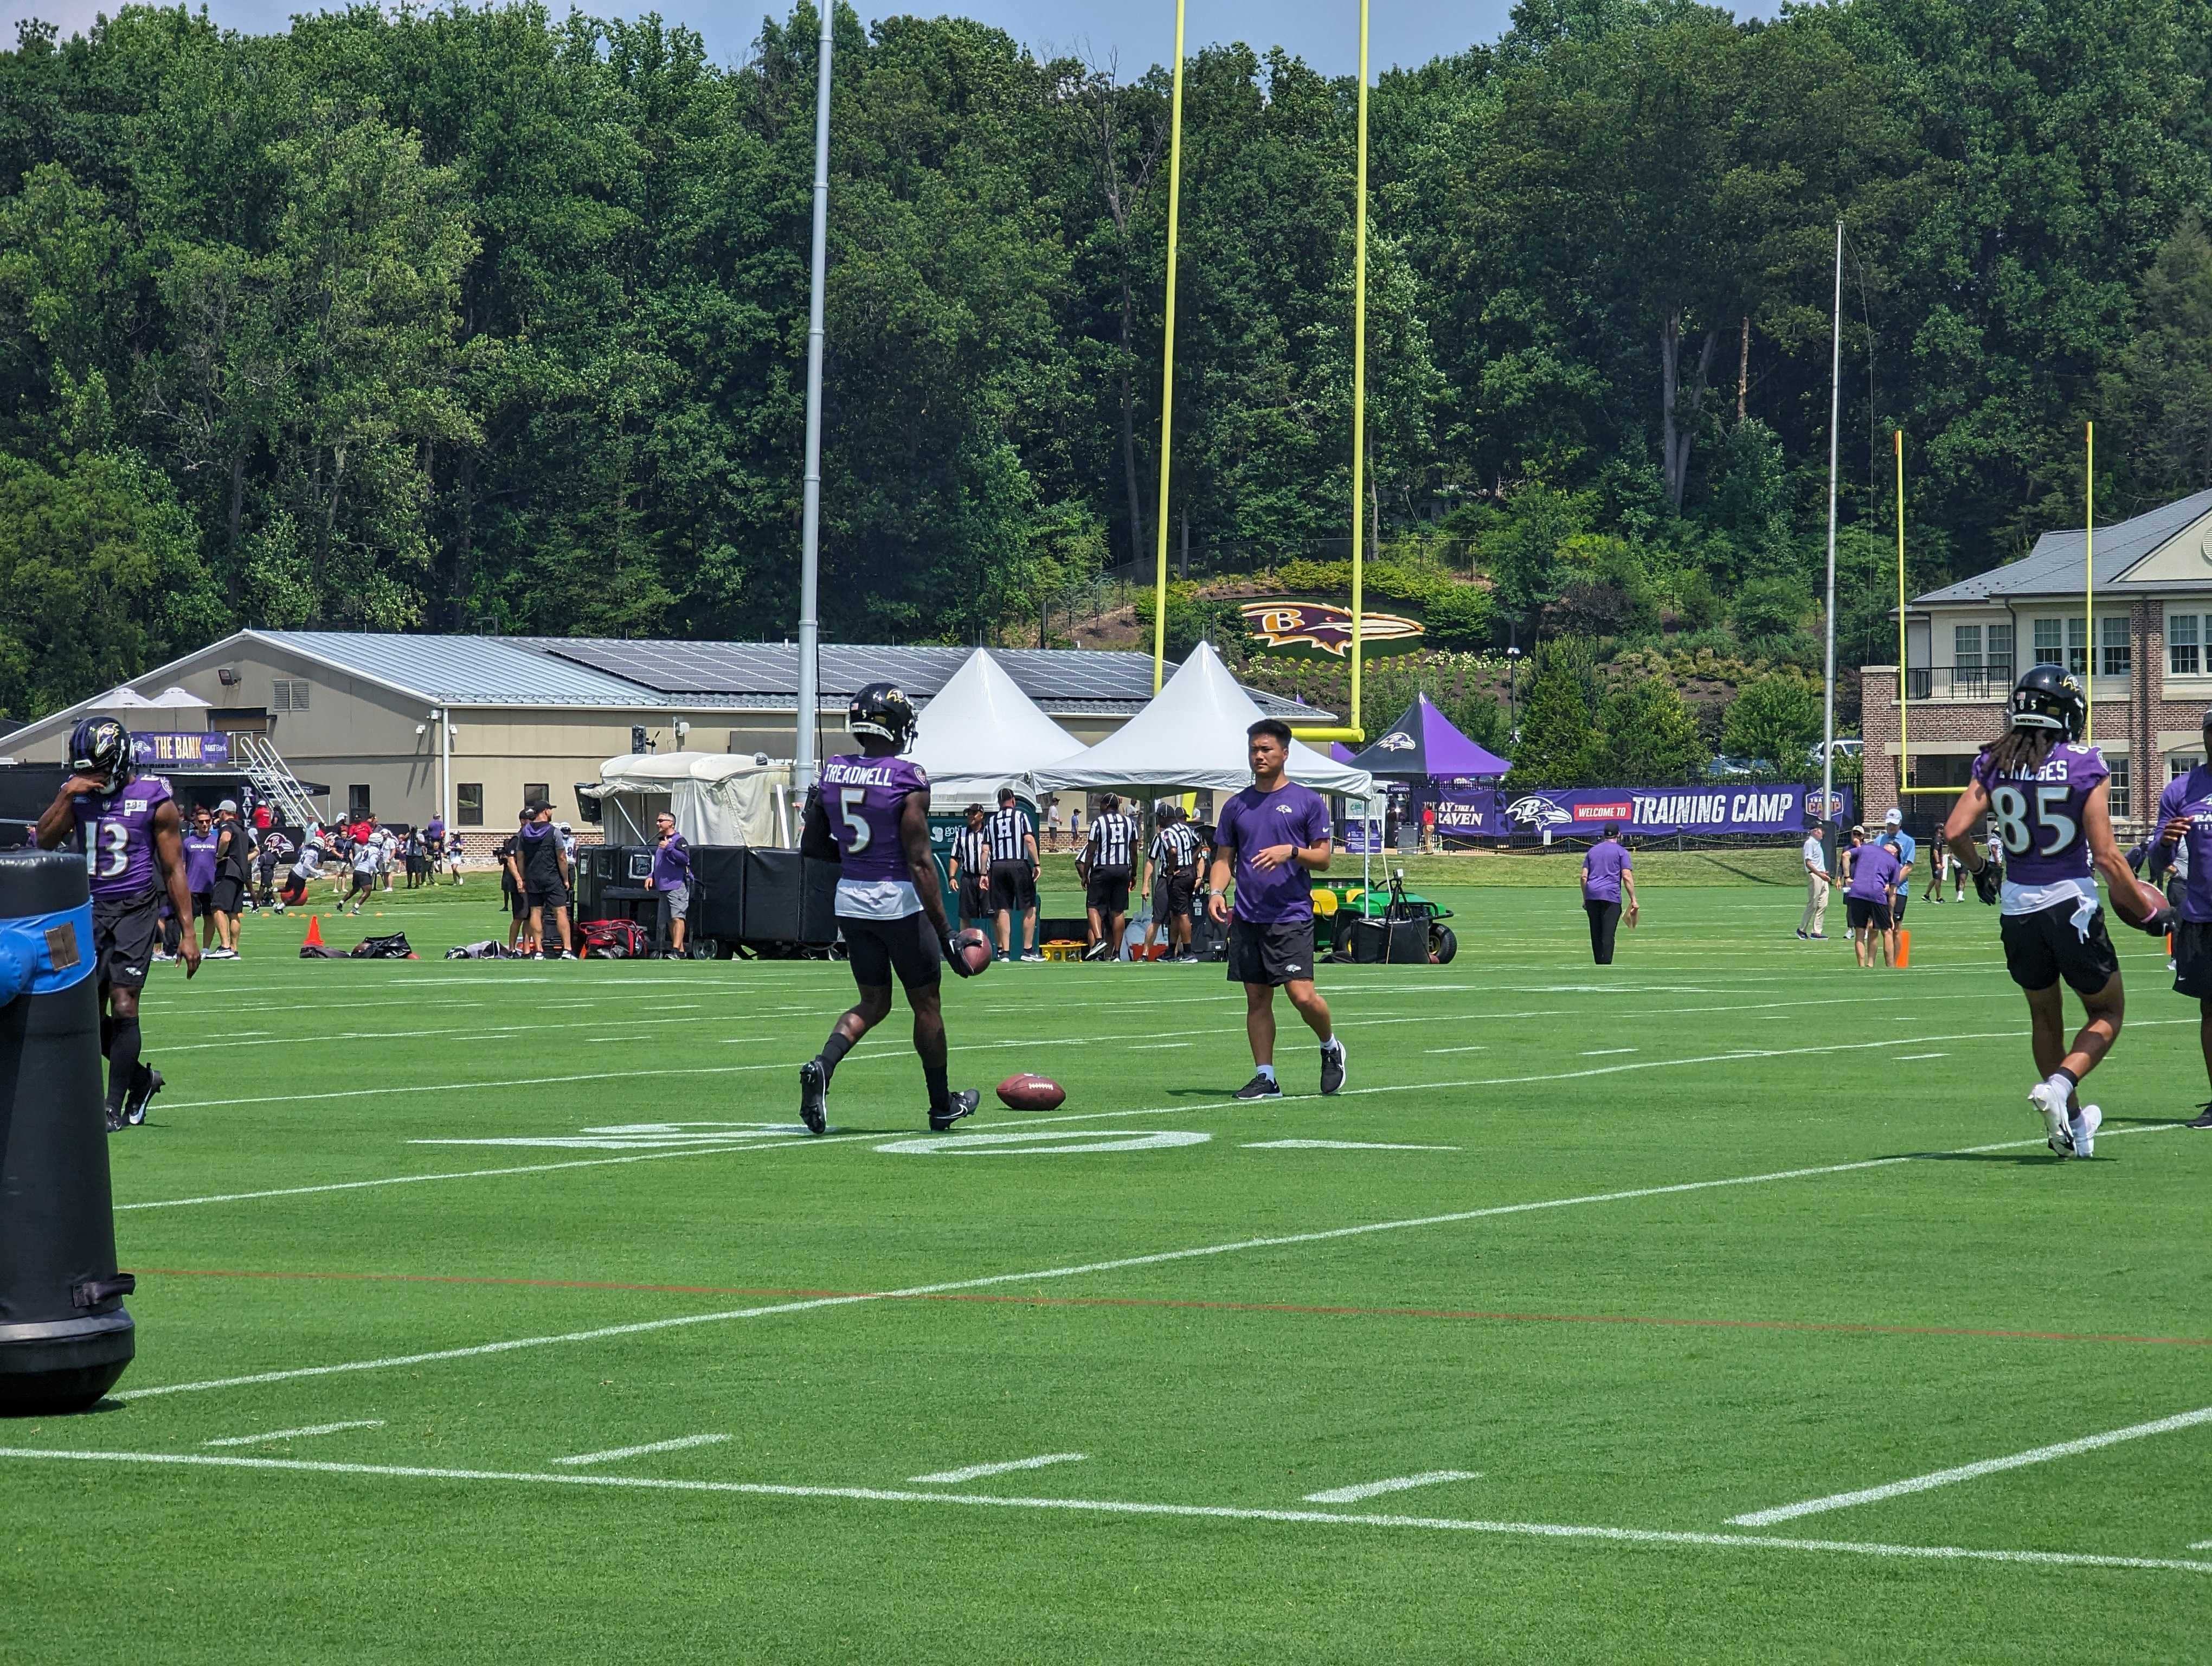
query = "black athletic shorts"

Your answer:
(841, 911), (943, 991)
(348, 868), (375, 894)
(281, 874), (308, 905)
(91, 892), (159, 990)
(1226, 917), (1318, 986)
(1153, 870), (1194, 920)
(1845, 896), (1893, 932)
(1085, 866), (1133, 917)
(2001, 900), (2121, 996)
(988, 859), (1036, 912)
(189, 889), (213, 920)
(210, 878), (244, 916)
(1890, 891), (1909, 922)
(526, 886), (570, 913)
(957, 876), (989, 921)
(2172, 917), (2212, 1000)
